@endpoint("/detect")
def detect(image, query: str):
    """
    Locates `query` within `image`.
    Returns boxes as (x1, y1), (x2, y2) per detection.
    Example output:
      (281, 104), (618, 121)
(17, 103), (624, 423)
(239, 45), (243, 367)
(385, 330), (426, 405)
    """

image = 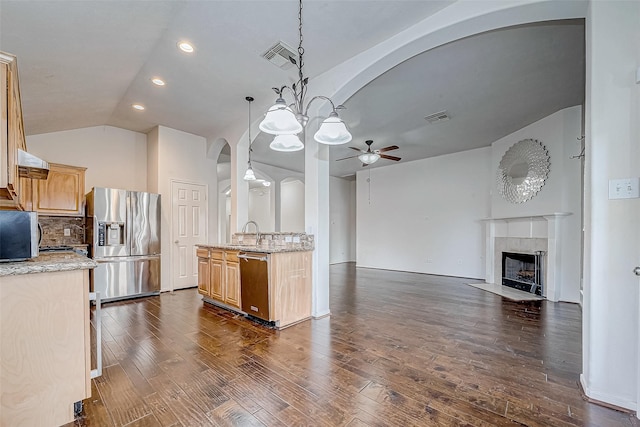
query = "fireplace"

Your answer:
(501, 251), (544, 296)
